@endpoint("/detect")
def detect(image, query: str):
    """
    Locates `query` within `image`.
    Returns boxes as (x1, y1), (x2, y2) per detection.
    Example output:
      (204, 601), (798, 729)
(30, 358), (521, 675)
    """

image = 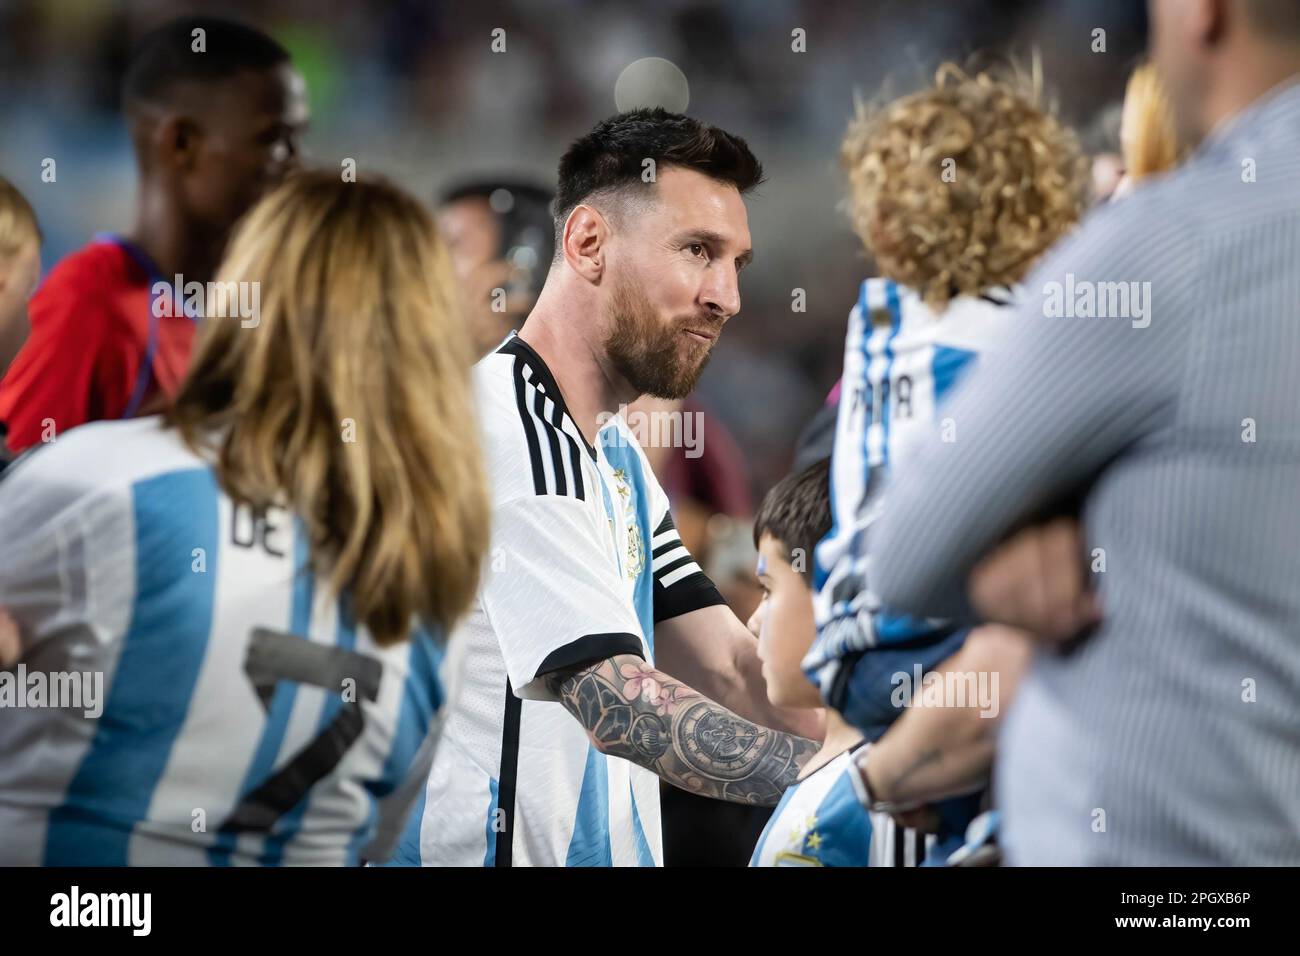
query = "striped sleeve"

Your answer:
(649, 509), (725, 623)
